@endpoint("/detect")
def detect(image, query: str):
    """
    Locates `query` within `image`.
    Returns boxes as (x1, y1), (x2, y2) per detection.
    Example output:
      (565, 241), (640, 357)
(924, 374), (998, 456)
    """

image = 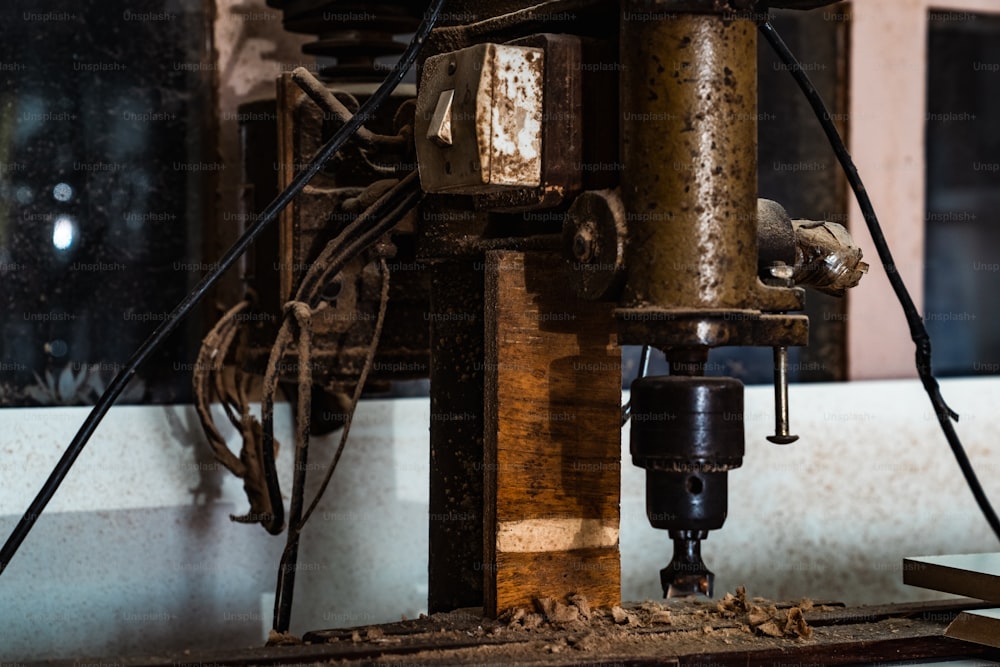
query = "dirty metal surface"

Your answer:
(618, 10), (804, 358)
(620, 13), (761, 313)
(615, 309), (808, 348)
(26, 599), (1000, 667)
(473, 33), (585, 212)
(416, 43), (544, 194)
(562, 188), (628, 300)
